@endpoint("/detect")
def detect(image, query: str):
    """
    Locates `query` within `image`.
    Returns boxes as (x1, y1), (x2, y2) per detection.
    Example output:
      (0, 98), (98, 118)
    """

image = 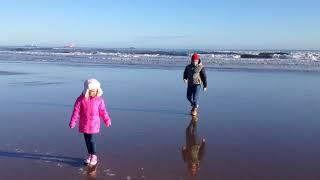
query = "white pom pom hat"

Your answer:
(83, 79), (103, 98)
